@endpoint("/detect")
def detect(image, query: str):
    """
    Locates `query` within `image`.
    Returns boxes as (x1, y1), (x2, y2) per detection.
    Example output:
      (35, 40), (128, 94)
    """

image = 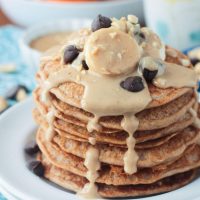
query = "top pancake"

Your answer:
(34, 87), (195, 131)
(36, 46), (193, 113)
